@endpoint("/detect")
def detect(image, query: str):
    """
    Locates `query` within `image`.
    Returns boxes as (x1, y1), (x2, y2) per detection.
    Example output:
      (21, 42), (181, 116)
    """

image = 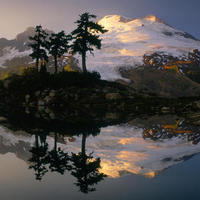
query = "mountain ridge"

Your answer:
(0, 27), (54, 54)
(0, 15), (200, 97)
